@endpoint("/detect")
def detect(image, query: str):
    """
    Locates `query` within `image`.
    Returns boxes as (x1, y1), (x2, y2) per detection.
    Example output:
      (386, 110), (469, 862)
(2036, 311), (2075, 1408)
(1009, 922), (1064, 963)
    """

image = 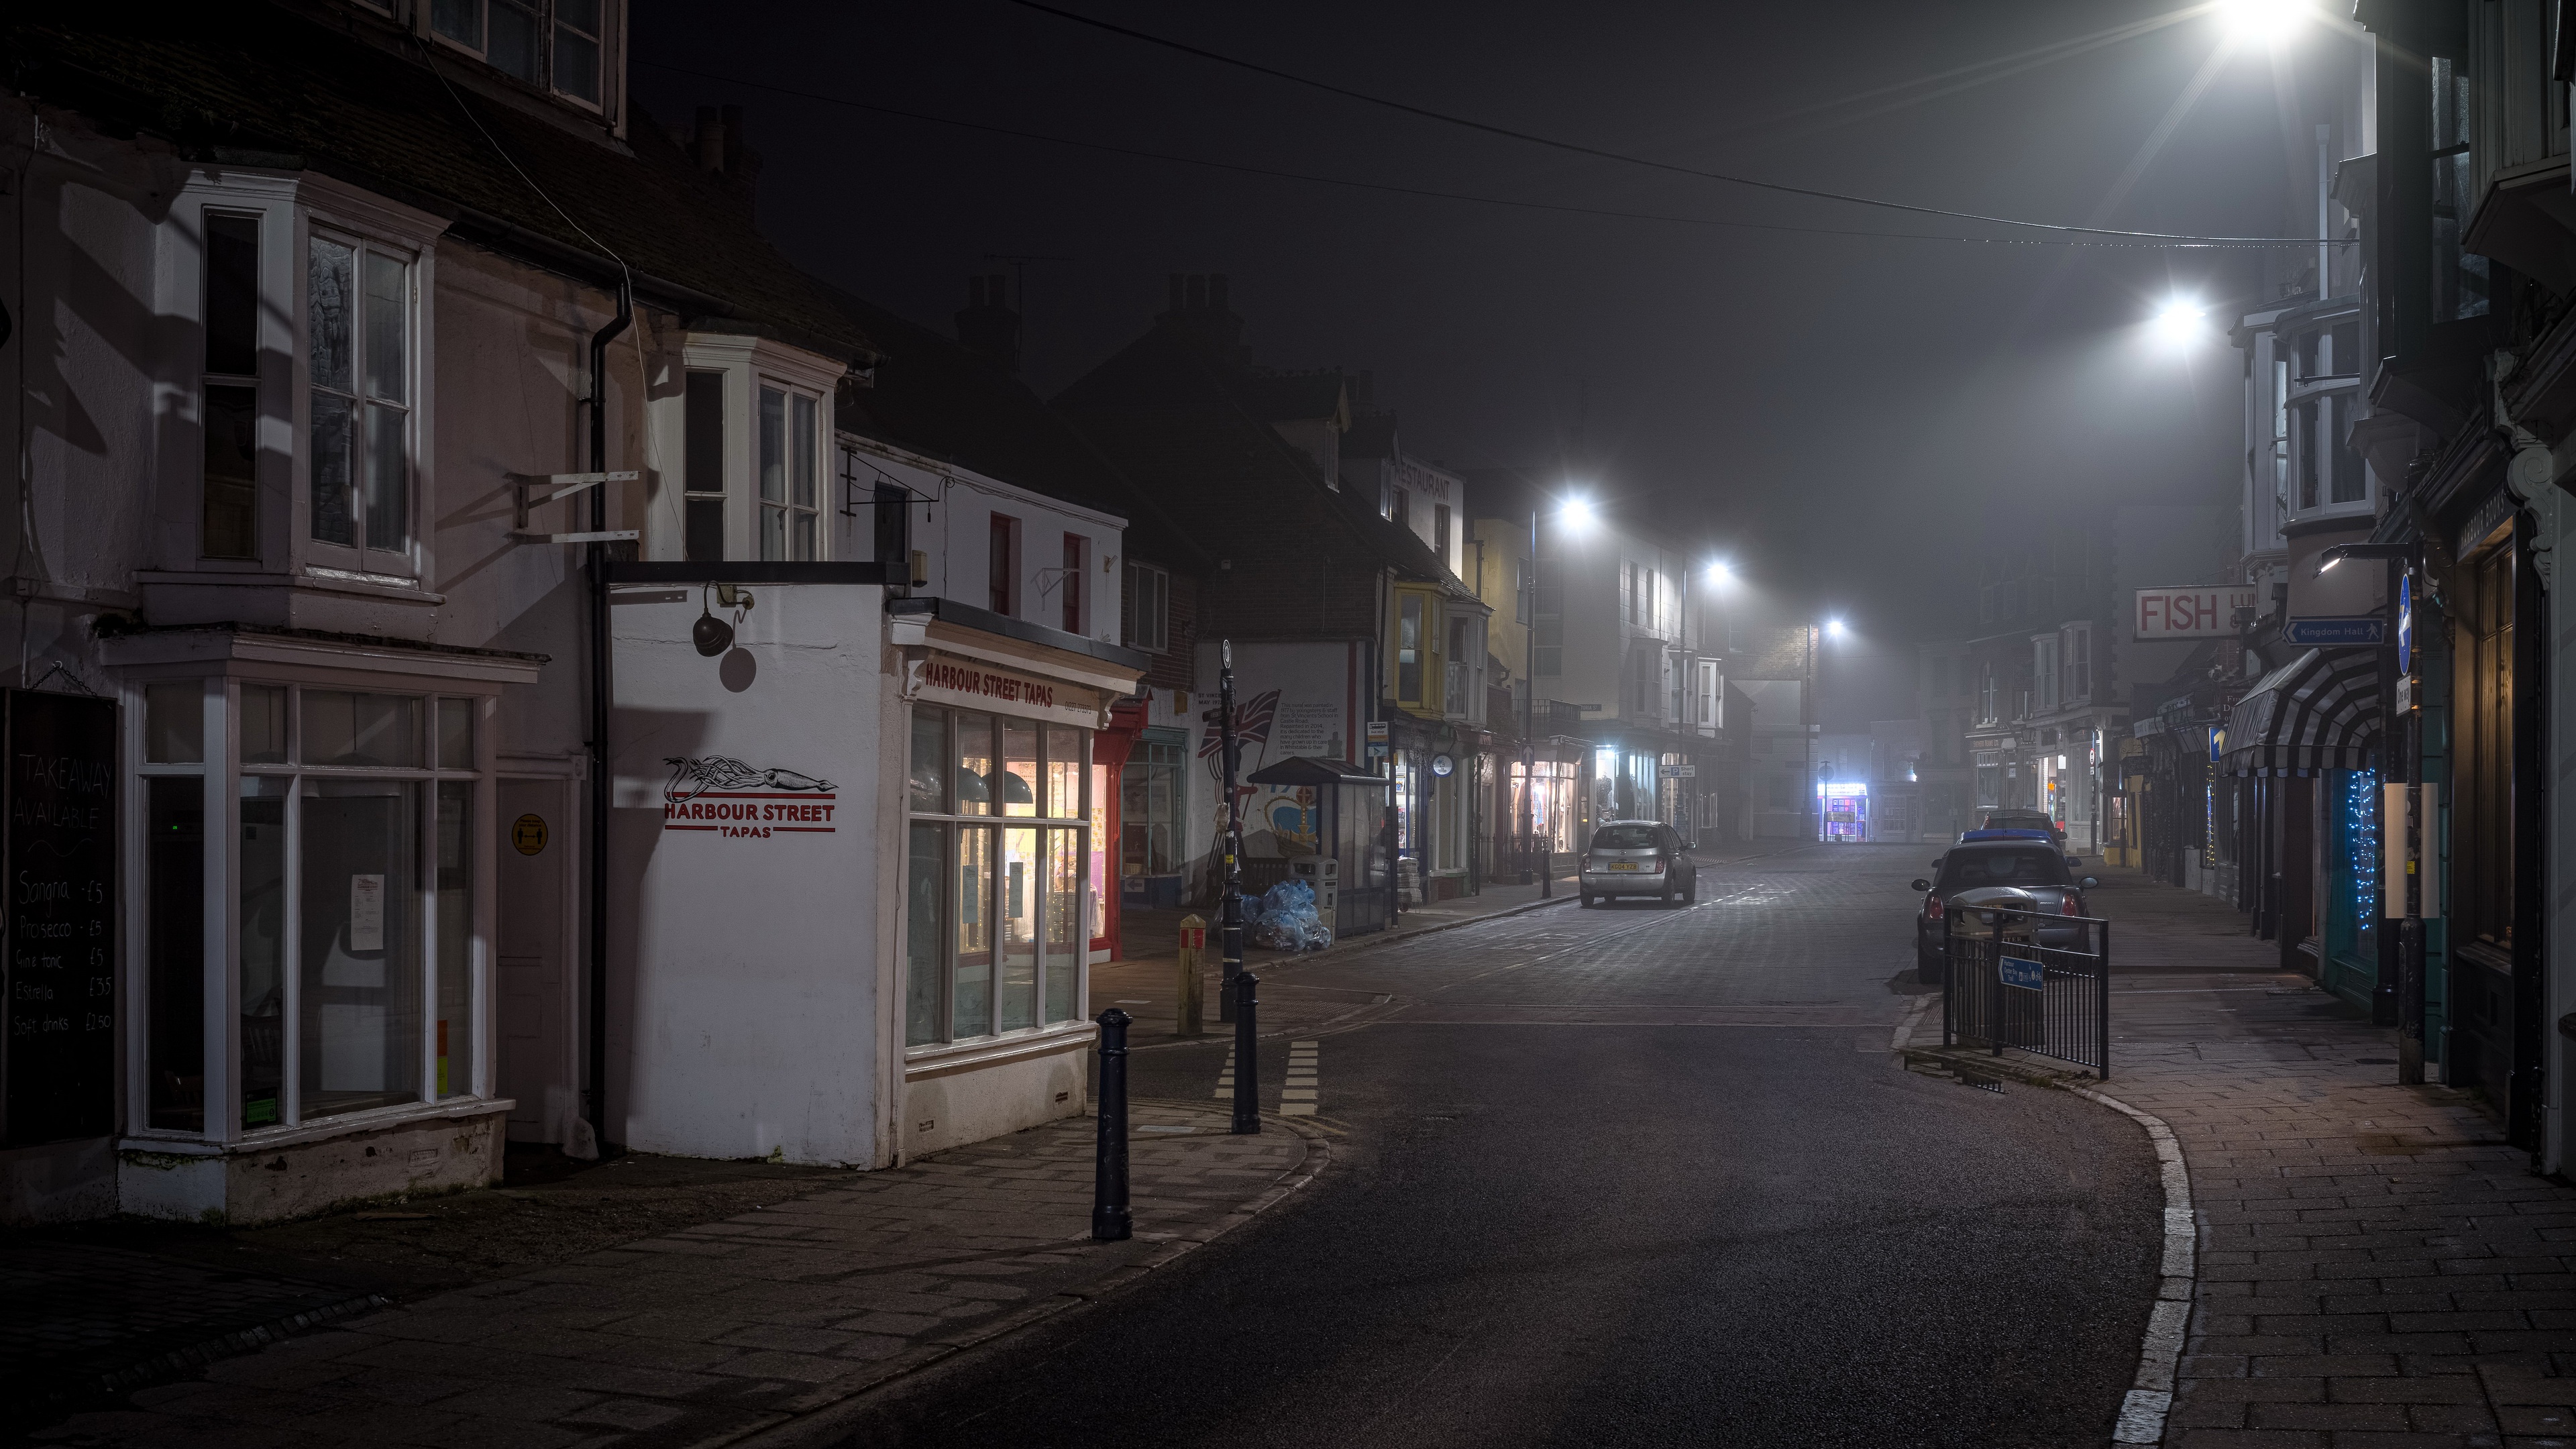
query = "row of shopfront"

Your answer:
(2118, 490), (2538, 1141)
